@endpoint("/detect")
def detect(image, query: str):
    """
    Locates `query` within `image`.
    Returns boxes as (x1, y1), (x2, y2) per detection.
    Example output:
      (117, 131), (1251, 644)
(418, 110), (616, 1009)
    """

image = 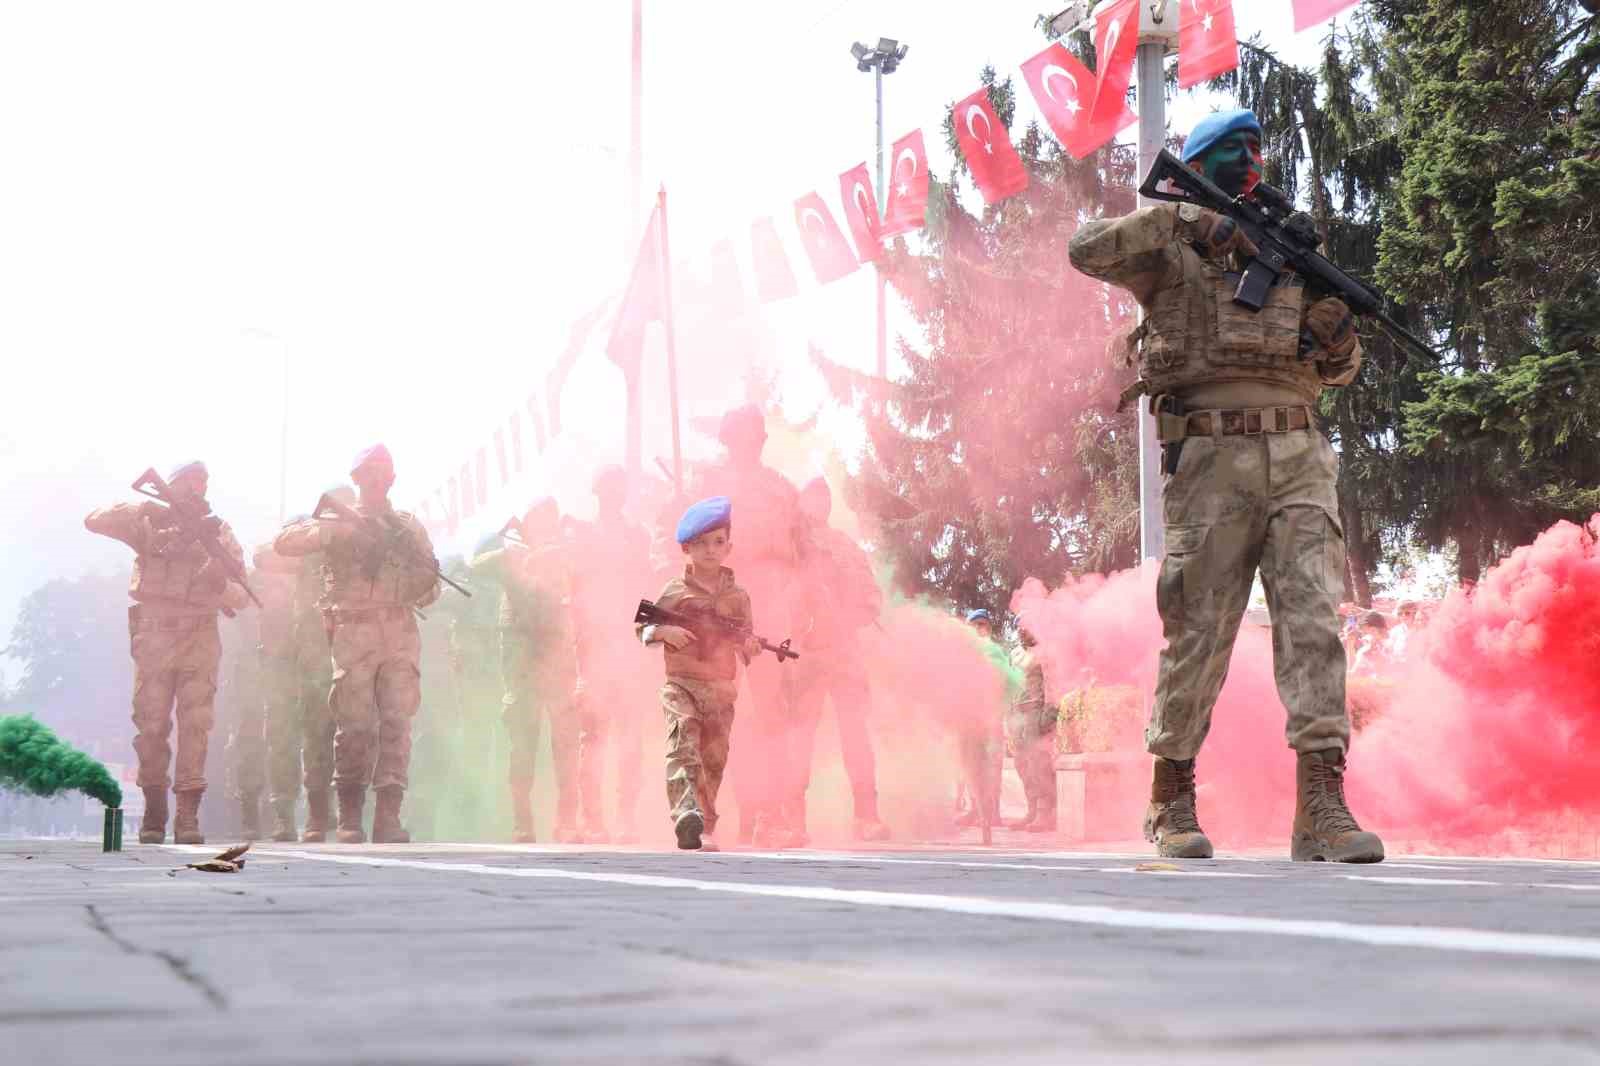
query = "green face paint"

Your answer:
(1199, 131), (1262, 198)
